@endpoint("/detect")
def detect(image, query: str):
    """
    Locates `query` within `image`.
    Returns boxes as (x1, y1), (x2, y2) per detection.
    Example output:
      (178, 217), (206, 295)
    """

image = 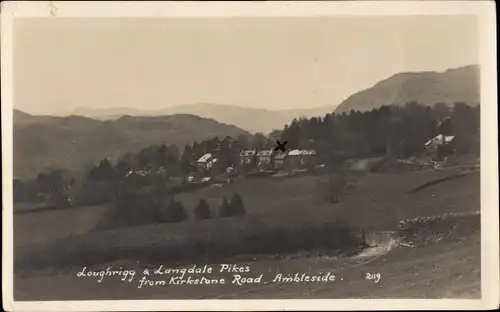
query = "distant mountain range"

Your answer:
(71, 104), (337, 134)
(13, 110), (249, 179)
(70, 65), (479, 133)
(334, 65), (480, 114)
(13, 64), (480, 178)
